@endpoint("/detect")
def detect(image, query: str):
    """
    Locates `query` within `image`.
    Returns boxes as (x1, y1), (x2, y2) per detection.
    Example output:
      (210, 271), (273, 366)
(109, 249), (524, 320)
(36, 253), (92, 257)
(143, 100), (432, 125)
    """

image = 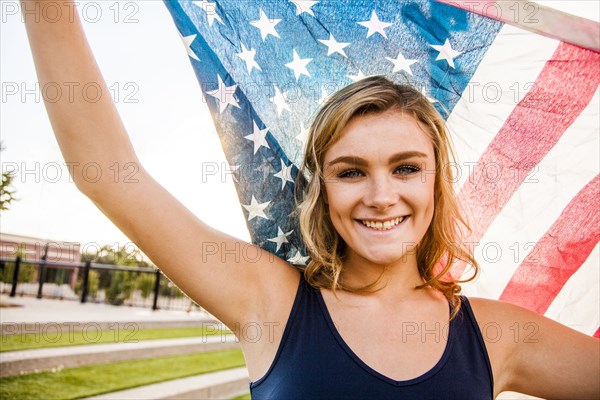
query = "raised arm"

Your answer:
(21, 0), (299, 331)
